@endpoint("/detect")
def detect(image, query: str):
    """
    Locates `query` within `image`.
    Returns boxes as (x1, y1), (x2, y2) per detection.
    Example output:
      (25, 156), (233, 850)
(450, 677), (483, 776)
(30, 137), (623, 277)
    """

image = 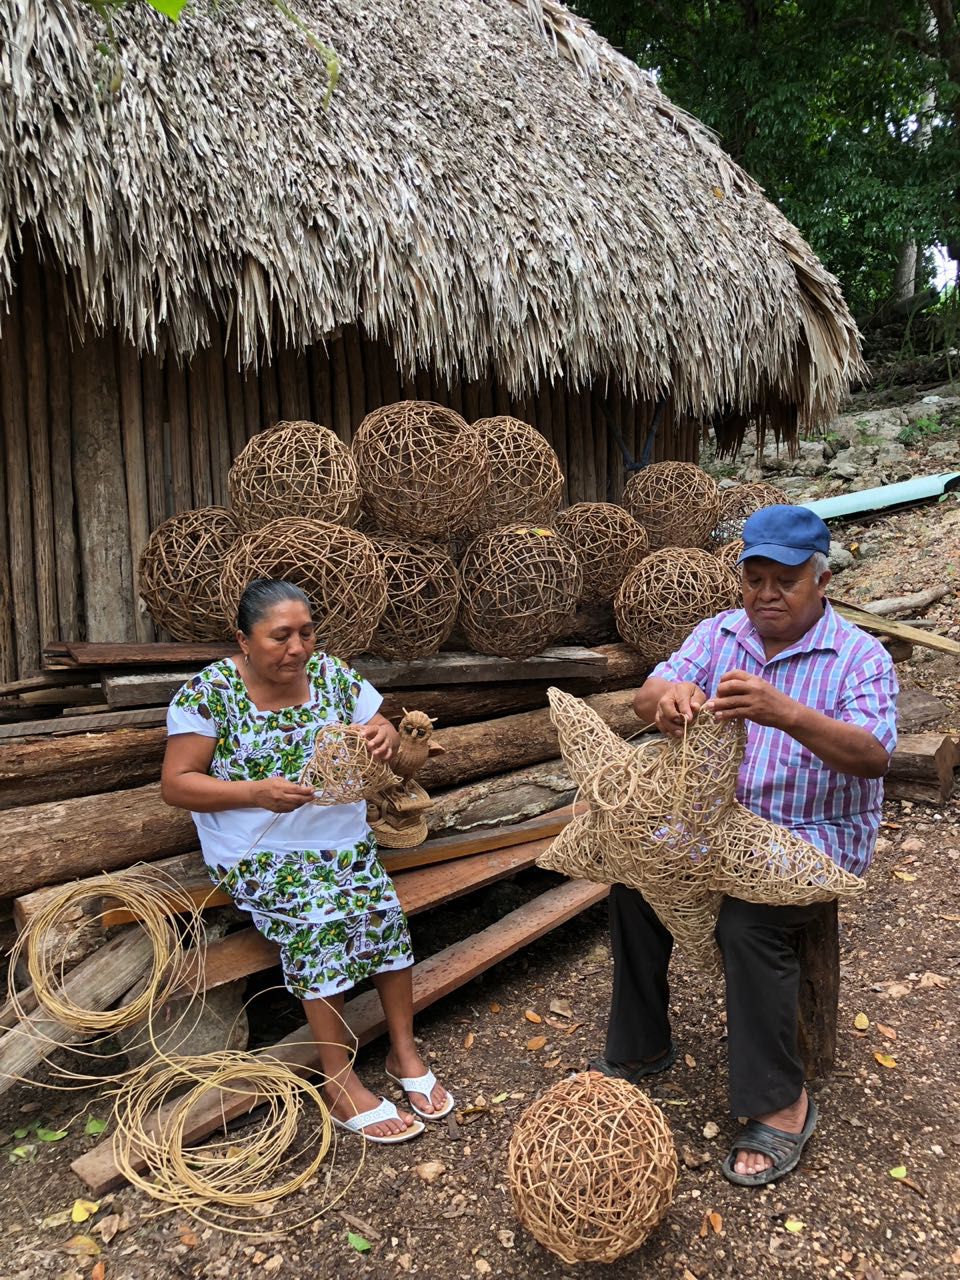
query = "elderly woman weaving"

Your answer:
(161, 578), (452, 1144)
